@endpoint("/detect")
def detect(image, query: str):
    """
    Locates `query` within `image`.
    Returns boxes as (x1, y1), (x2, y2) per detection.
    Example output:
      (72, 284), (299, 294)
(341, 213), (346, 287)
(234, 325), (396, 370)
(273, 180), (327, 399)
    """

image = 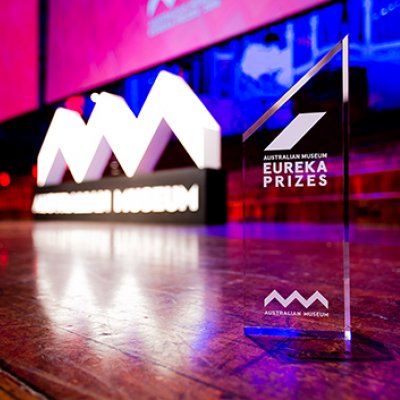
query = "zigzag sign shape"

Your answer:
(264, 290), (329, 309)
(37, 71), (221, 187)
